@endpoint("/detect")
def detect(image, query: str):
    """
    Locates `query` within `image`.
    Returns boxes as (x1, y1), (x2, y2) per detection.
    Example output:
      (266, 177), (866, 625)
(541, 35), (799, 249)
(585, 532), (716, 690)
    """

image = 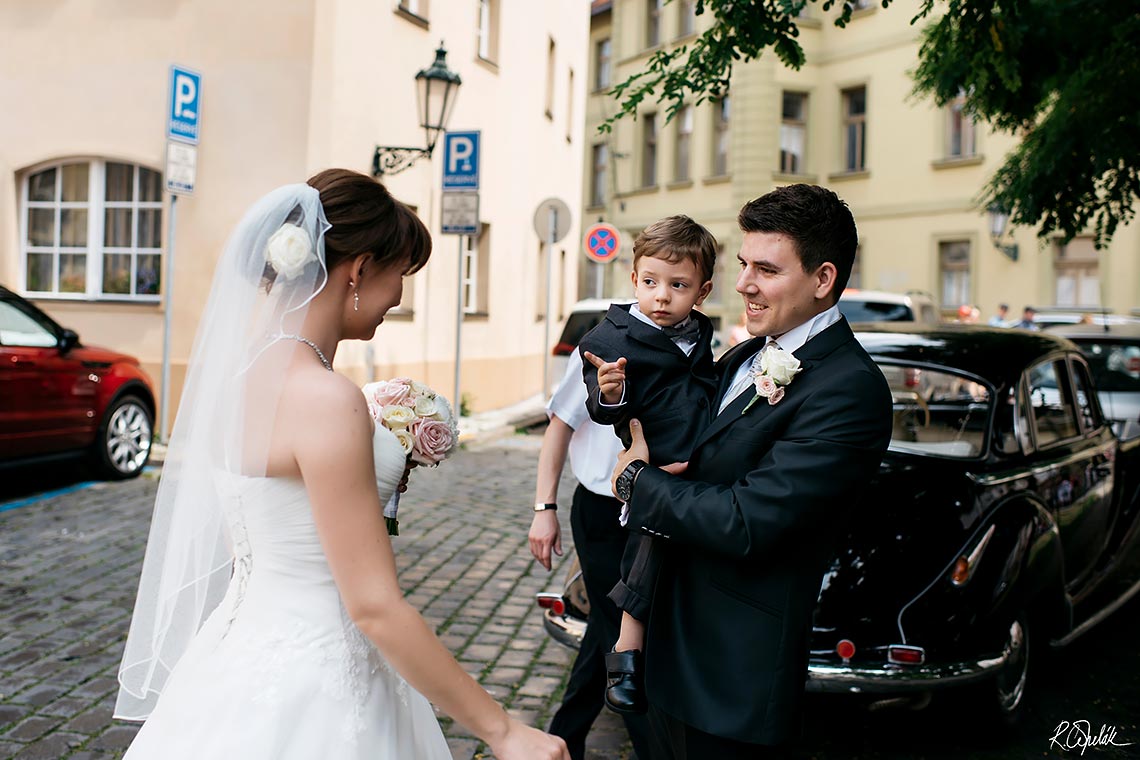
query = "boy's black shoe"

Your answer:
(604, 649), (647, 714)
